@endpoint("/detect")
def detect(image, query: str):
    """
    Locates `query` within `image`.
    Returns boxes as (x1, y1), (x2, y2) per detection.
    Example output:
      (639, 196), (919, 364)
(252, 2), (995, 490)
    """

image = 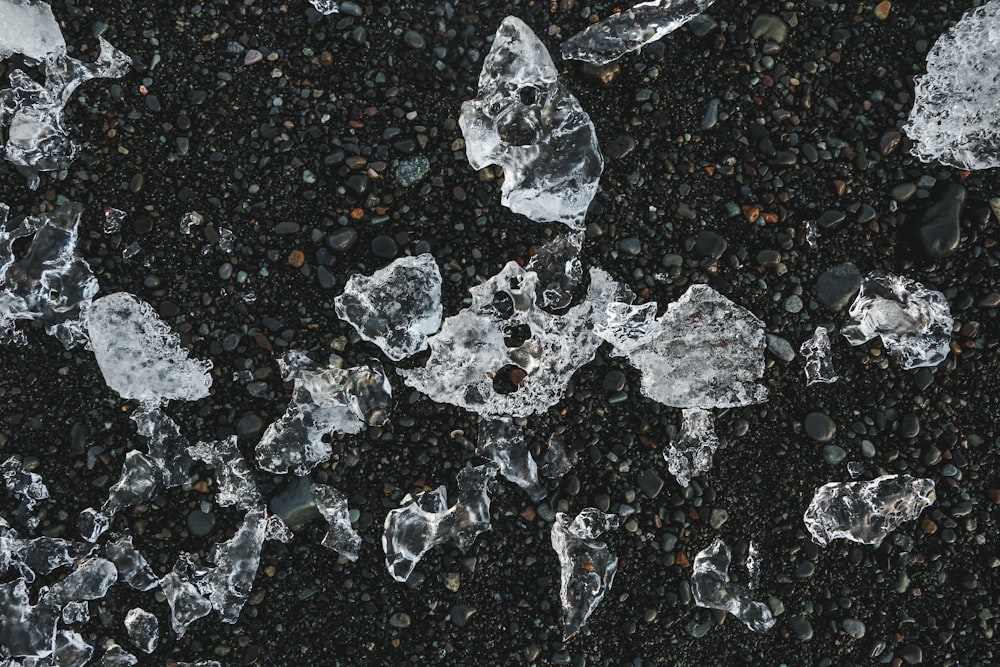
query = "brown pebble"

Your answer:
(833, 179), (847, 196)
(319, 51), (334, 67)
(920, 518), (937, 534)
(288, 249), (305, 267)
(874, 0), (891, 20)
